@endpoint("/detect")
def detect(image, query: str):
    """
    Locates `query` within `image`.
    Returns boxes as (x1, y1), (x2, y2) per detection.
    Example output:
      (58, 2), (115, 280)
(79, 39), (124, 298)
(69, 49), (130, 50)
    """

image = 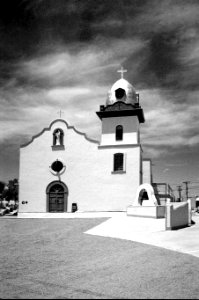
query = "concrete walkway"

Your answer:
(16, 212), (124, 218)
(85, 213), (199, 258)
(6, 211), (199, 258)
